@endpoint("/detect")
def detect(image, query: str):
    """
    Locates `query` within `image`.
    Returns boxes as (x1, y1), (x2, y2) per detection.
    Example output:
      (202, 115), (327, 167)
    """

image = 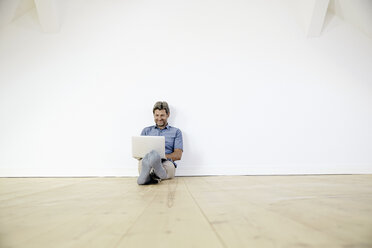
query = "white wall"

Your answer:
(0, 0), (371, 177)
